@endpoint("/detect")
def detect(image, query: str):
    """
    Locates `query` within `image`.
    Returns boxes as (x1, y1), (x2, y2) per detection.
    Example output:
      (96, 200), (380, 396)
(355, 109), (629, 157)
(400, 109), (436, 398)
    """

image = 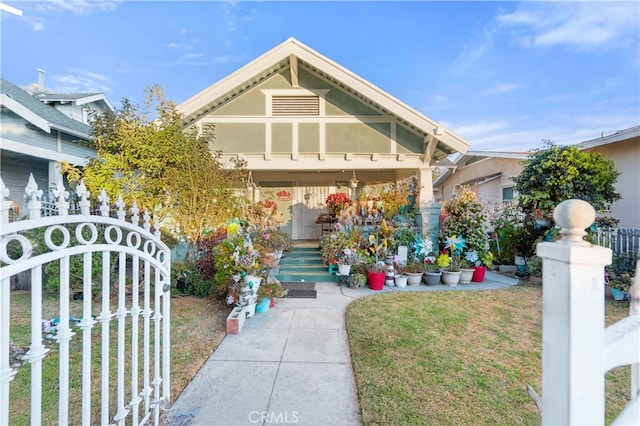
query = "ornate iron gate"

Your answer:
(0, 175), (171, 425)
